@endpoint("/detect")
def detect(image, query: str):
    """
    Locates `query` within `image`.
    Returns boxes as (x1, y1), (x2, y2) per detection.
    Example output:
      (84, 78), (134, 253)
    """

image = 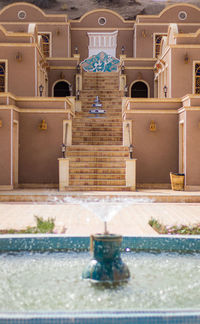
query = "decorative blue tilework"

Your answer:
(81, 52), (120, 72)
